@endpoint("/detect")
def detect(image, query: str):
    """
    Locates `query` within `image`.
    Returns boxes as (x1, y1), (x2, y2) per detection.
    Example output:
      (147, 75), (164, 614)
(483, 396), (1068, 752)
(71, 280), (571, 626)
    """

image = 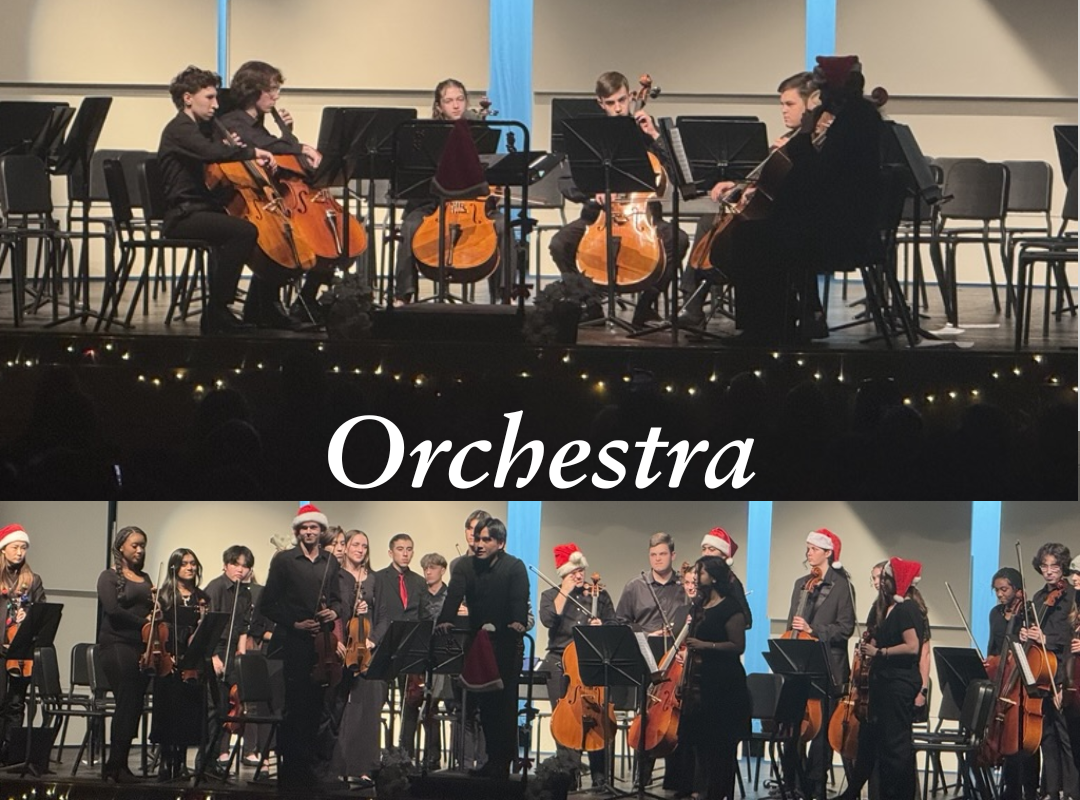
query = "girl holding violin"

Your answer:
(1020, 543), (1080, 800)
(158, 66), (275, 334)
(335, 529), (379, 789)
(95, 525), (153, 783)
(150, 548), (209, 780)
(0, 524), (46, 761)
(219, 61), (332, 330)
(986, 567), (1041, 800)
(782, 529), (855, 799)
(539, 543), (615, 791)
(837, 557), (923, 800)
(678, 556), (750, 800)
